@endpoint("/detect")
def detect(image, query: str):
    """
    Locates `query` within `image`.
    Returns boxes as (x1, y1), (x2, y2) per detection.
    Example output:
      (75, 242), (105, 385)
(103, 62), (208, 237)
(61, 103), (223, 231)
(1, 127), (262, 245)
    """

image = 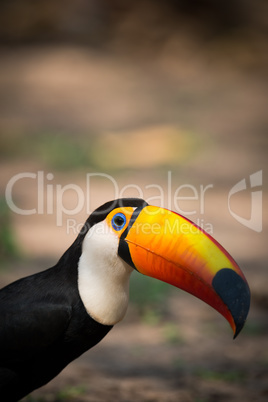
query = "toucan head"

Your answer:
(76, 198), (250, 337)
